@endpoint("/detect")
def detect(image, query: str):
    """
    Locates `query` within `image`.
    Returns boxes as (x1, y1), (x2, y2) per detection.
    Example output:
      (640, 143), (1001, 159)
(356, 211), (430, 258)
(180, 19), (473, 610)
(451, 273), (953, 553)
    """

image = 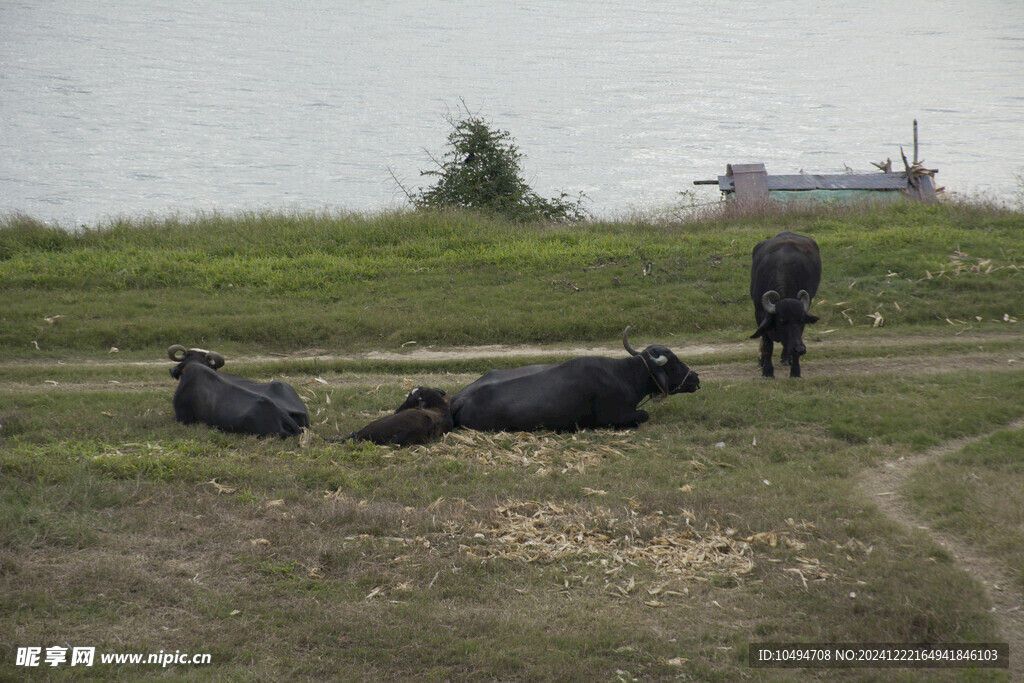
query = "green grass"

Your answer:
(2, 201), (1022, 355)
(2, 202), (1024, 679)
(3, 359), (1023, 679)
